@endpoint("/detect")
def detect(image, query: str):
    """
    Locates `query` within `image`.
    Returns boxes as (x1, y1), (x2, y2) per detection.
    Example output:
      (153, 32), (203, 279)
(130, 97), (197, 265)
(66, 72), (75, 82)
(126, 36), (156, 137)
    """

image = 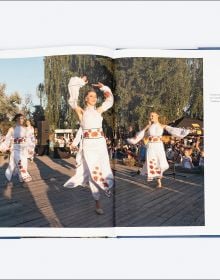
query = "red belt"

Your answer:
(14, 137), (26, 144)
(83, 128), (104, 139)
(148, 136), (162, 143)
